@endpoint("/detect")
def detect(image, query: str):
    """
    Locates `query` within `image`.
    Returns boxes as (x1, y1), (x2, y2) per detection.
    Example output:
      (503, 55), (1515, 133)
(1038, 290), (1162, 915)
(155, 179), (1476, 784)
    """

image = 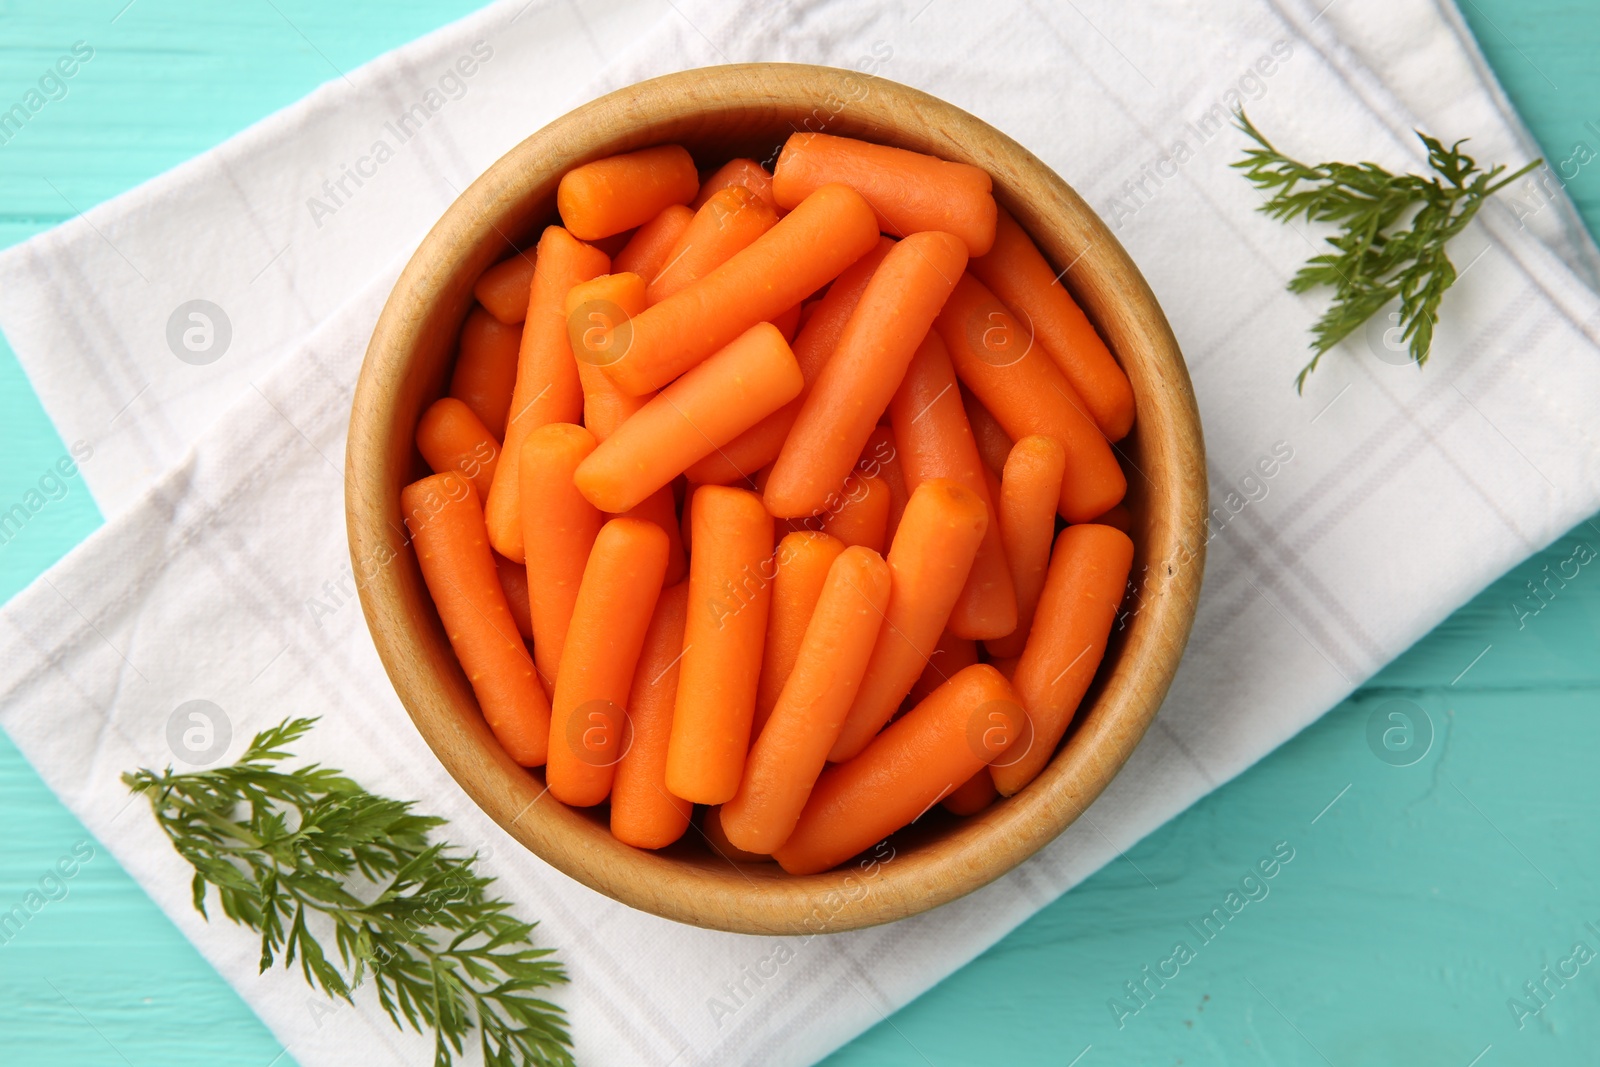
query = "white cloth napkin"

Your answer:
(3, 1), (1598, 1065)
